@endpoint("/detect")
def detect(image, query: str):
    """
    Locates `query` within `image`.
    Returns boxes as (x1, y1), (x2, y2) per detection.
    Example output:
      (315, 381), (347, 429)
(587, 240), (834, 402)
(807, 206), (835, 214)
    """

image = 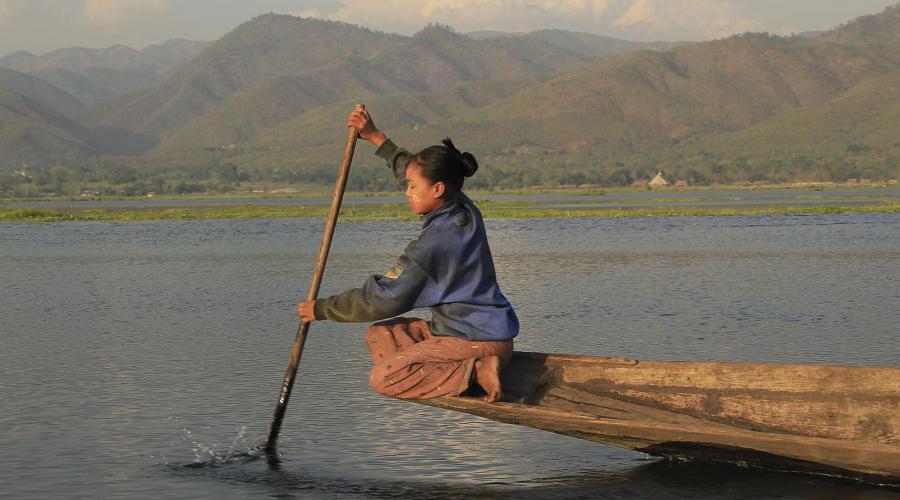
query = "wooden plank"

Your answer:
(415, 352), (900, 485)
